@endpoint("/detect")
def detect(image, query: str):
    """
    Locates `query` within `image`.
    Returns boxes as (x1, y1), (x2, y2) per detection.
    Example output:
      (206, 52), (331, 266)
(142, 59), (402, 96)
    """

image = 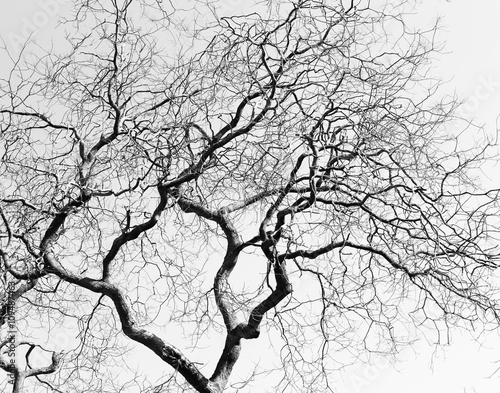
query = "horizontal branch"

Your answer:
(282, 239), (423, 277)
